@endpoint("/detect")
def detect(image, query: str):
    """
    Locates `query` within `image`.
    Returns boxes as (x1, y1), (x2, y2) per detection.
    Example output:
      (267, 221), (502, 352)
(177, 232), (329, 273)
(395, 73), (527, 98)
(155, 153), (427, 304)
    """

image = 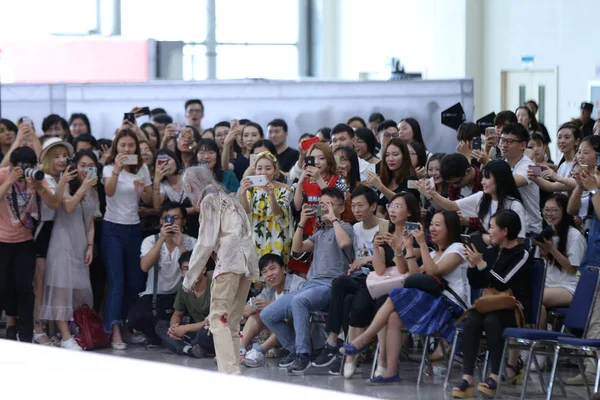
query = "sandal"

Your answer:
(477, 377), (498, 398)
(452, 379), (475, 398)
(505, 361), (524, 385)
(33, 332), (52, 346)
